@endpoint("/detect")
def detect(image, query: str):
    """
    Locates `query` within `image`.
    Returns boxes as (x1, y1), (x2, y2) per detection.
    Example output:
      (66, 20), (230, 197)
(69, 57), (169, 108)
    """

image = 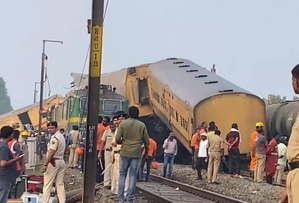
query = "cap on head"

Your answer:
(47, 121), (58, 128)
(255, 122), (264, 127)
(200, 132), (207, 137)
(196, 125), (201, 130)
(278, 136), (286, 143)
